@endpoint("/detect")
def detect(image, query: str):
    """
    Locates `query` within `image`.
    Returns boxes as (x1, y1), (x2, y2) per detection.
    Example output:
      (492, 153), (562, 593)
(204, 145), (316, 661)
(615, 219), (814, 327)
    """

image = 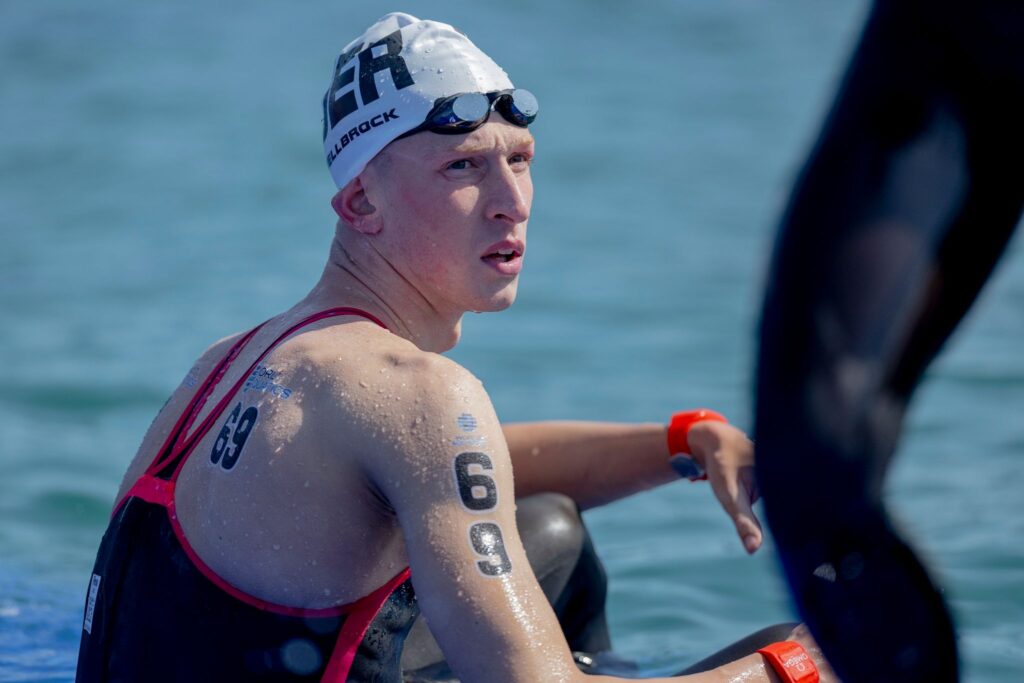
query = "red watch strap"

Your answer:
(666, 409), (727, 456)
(757, 642), (819, 683)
